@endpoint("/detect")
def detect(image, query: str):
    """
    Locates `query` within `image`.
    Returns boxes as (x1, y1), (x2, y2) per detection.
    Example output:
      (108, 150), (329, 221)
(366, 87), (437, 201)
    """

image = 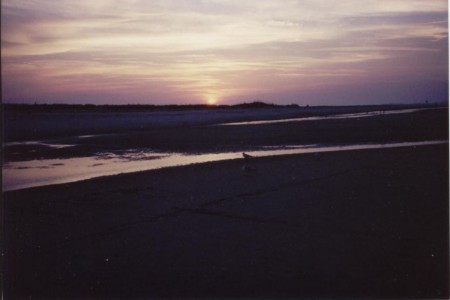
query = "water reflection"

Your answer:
(4, 141), (75, 149)
(3, 140), (447, 192)
(218, 108), (438, 126)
